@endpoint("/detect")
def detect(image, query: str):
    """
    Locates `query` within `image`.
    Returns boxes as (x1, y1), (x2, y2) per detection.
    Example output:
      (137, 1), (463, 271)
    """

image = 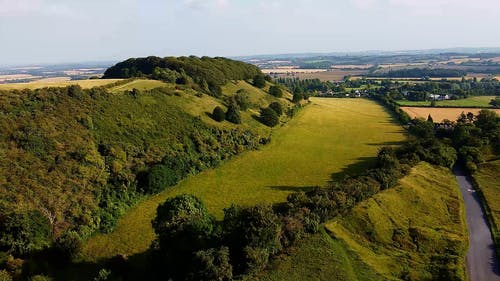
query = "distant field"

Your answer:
(326, 162), (467, 280)
(0, 79), (122, 90)
(396, 96), (496, 108)
(82, 98), (406, 260)
(474, 160), (500, 255)
(273, 70), (367, 81)
(401, 106), (500, 122)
